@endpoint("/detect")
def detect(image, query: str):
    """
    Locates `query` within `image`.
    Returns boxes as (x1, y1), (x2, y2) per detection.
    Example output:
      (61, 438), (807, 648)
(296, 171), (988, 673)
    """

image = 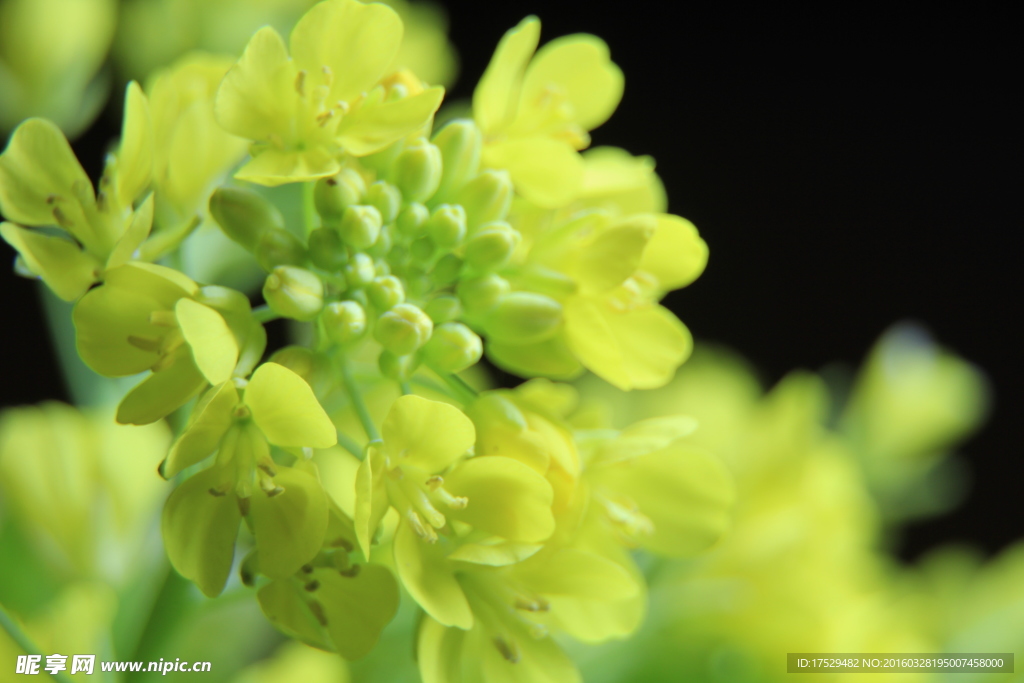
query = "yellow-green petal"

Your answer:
(580, 147), (667, 215)
(175, 298), (239, 385)
(393, 521), (472, 629)
(473, 16), (540, 134)
(354, 446), (389, 560)
(317, 563), (400, 659)
(639, 214), (708, 291)
(444, 456), (555, 542)
(486, 336), (583, 381)
(106, 193), (154, 270)
(289, 0), (403, 104)
(574, 217), (654, 293)
(381, 395), (475, 473)
(115, 81), (153, 208)
(516, 548), (637, 600)
(483, 136), (583, 209)
(337, 87), (445, 157)
(521, 34), (623, 131)
(215, 26), (296, 142)
(257, 580), (333, 651)
(447, 539), (541, 566)
(162, 466), (241, 597)
(564, 299), (692, 390)
(1, 222), (99, 301)
(250, 464), (329, 579)
(116, 346), (207, 425)
(161, 382), (239, 478)
(246, 362), (337, 449)
(234, 147), (341, 187)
